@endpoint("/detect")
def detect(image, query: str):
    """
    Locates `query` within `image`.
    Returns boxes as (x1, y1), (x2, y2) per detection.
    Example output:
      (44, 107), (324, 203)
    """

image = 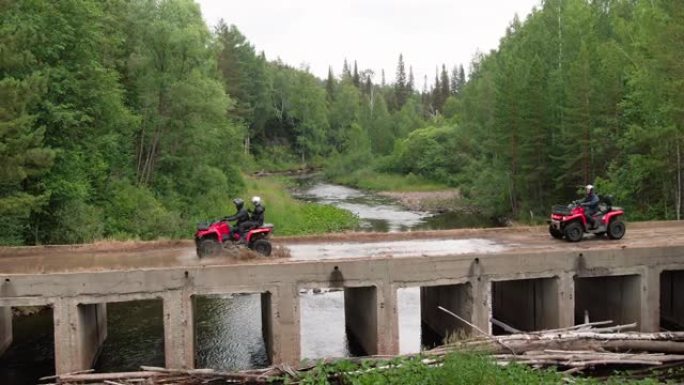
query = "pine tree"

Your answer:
(408, 66), (415, 93)
(326, 66), (336, 103)
(342, 59), (352, 82)
(440, 64), (450, 104)
(352, 60), (360, 88)
(395, 54), (408, 108)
